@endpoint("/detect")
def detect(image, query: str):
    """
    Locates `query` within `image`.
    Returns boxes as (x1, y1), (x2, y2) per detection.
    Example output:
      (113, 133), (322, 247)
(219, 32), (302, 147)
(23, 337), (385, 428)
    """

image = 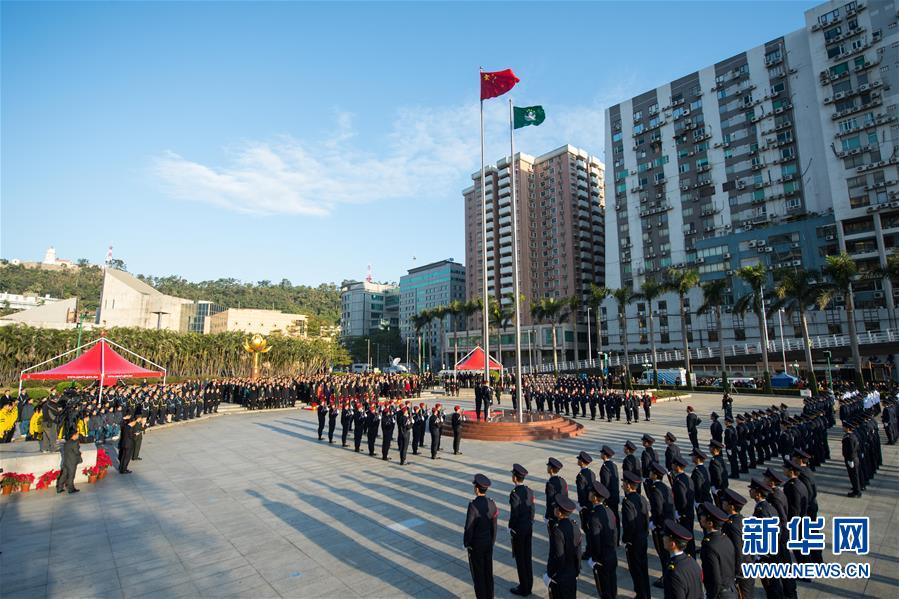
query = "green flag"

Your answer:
(513, 105), (545, 129)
